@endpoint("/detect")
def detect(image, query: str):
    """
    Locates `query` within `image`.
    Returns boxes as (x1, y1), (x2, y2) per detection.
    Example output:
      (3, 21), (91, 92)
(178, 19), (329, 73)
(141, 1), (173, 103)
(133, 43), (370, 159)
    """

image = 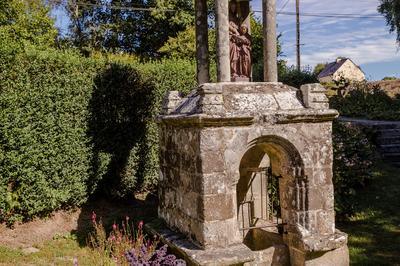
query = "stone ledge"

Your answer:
(269, 109), (339, 124)
(145, 219), (255, 266)
(302, 229), (348, 252)
(288, 229), (348, 253)
(157, 114), (254, 127)
(157, 108), (339, 128)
